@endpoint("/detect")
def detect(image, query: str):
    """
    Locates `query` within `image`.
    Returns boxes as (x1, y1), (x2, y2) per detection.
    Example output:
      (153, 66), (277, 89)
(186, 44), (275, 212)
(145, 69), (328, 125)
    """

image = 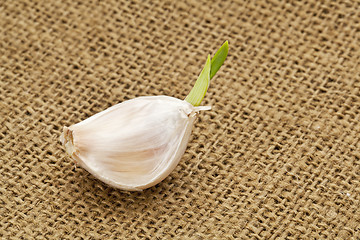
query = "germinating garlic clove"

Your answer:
(61, 96), (210, 191)
(60, 41), (228, 191)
